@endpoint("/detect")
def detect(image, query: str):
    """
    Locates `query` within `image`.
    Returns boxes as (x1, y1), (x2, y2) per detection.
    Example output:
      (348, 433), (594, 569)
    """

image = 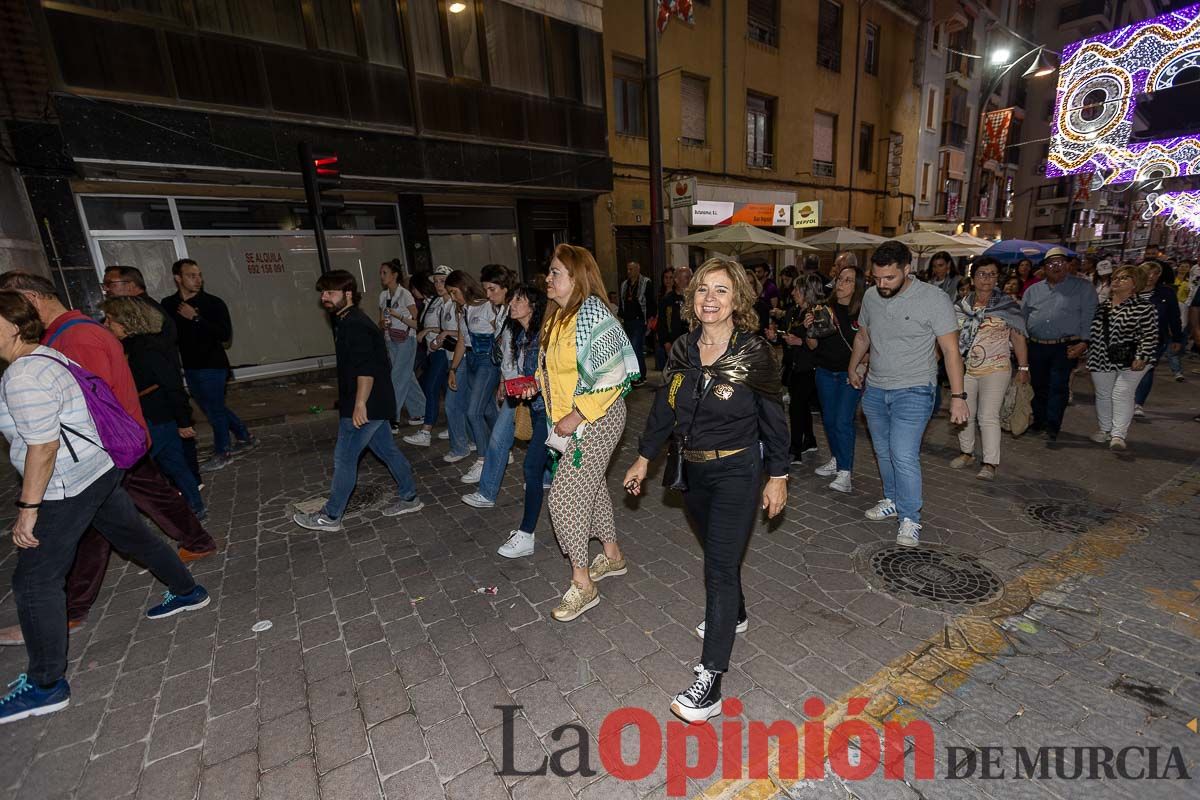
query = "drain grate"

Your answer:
(870, 546), (1004, 606)
(344, 483), (389, 514)
(1024, 502), (1117, 534)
